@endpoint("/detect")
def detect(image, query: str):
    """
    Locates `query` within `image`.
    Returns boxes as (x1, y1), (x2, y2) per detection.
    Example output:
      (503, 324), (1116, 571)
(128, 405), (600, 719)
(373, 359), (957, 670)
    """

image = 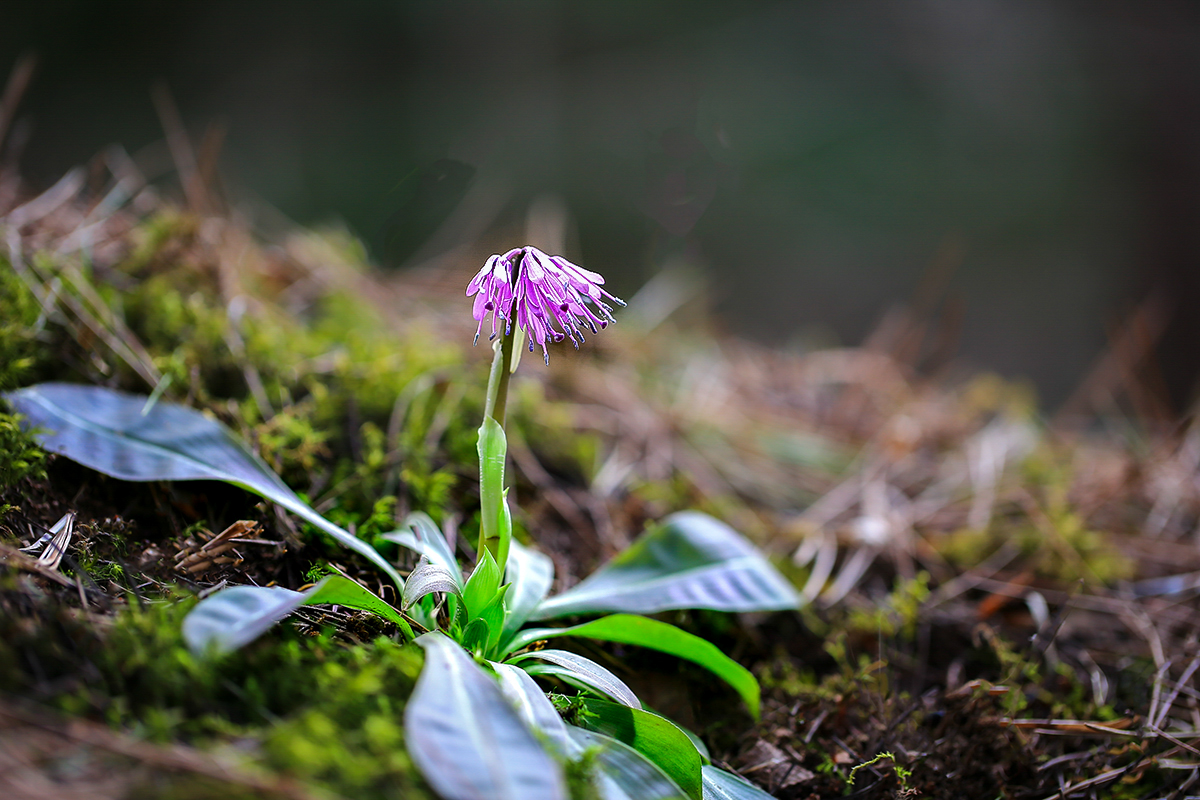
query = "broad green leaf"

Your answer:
(302, 575), (413, 637)
(532, 511), (799, 620)
(701, 766), (775, 800)
(501, 539), (555, 644)
(506, 614), (760, 718)
(448, 592), (468, 632)
(461, 617), (492, 656)
(382, 512), (462, 589)
(480, 585), (510, 655)
(463, 547), (502, 620)
(183, 575), (411, 655)
(681, 726), (711, 765)
(567, 725), (689, 800)
(491, 662), (575, 756)
(477, 415), (510, 567)
(577, 697), (702, 800)
(402, 556), (462, 609)
(491, 664), (685, 800)
(513, 649), (641, 708)
(5, 383), (403, 588)
(407, 633), (567, 800)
